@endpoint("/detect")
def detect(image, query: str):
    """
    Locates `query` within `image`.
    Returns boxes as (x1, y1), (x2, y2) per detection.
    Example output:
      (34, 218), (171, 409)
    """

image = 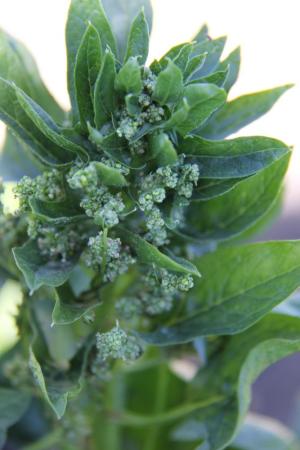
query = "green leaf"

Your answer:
(158, 43), (194, 73)
(183, 152), (290, 241)
(52, 284), (100, 325)
(74, 23), (102, 132)
(124, 9), (149, 65)
(192, 178), (244, 201)
(149, 132), (178, 166)
(144, 240), (300, 345)
(118, 228), (201, 277)
(94, 48), (117, 128)
(191, 67), (229, 88)
(218, 46), (241, 92)
(29, 346), (83, 419)
(181, 135), (289, 178)
(13, 240), (77, 294)
(173, 314), (300, 450)
(193, 24), (209, 44)
(0, 29), (64, 123)
(115, 56), (143, 95)
(66, 0), (117, 120)
(0, 388), (30, 448)
(15, 86), (89, 161)
(0, 130), (40, 181)
(201, 85), (293, 139)
(93, 161), (128, 187)
(153, 59), (183, 106)
(172, 83), (227, 136)
(29, 198), (85, 225)
(0, 78), (73, 166)
(191, 36), (226, 78)
(102, 0), (153, 61)
(184, 53), (207, 81)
